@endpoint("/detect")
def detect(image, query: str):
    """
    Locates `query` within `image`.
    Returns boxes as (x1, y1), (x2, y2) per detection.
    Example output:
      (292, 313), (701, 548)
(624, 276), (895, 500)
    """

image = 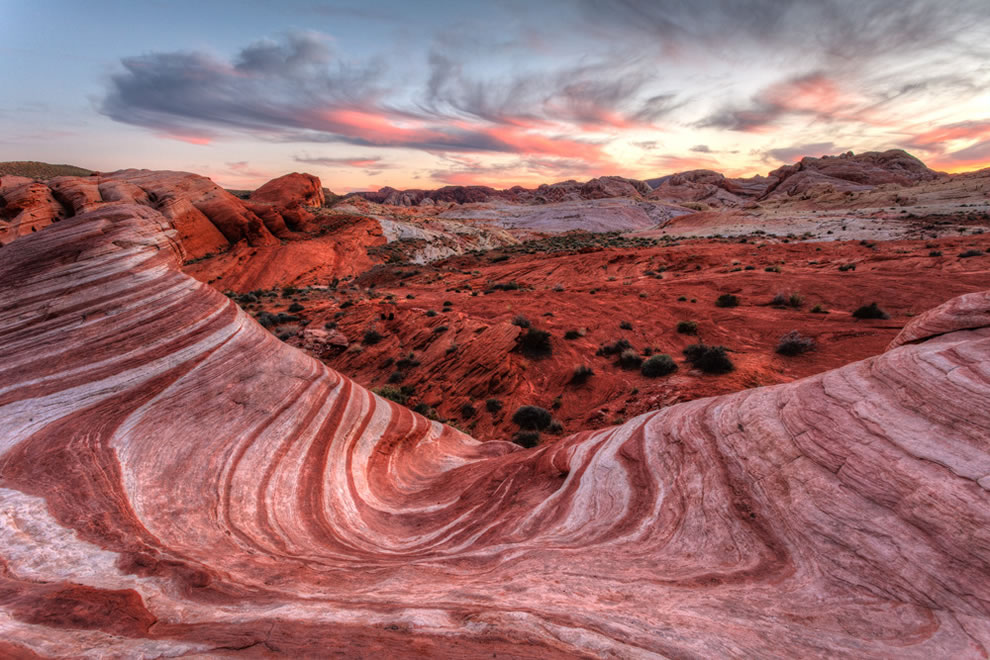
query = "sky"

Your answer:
(2, 0), (989, 191)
